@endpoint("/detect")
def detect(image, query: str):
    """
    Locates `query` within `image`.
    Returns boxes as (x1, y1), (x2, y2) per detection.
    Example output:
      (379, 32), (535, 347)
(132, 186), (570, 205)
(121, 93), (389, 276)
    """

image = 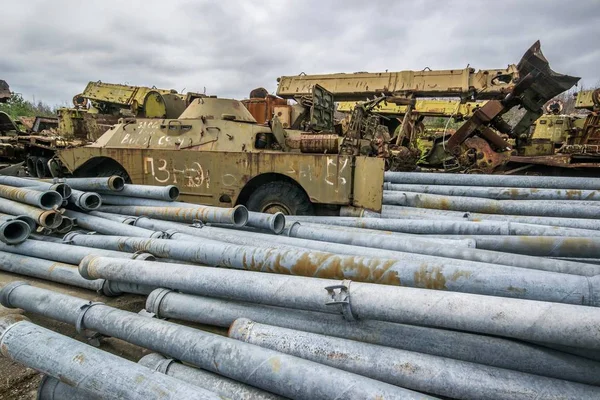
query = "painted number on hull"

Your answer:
(143, 157), (210, 188)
